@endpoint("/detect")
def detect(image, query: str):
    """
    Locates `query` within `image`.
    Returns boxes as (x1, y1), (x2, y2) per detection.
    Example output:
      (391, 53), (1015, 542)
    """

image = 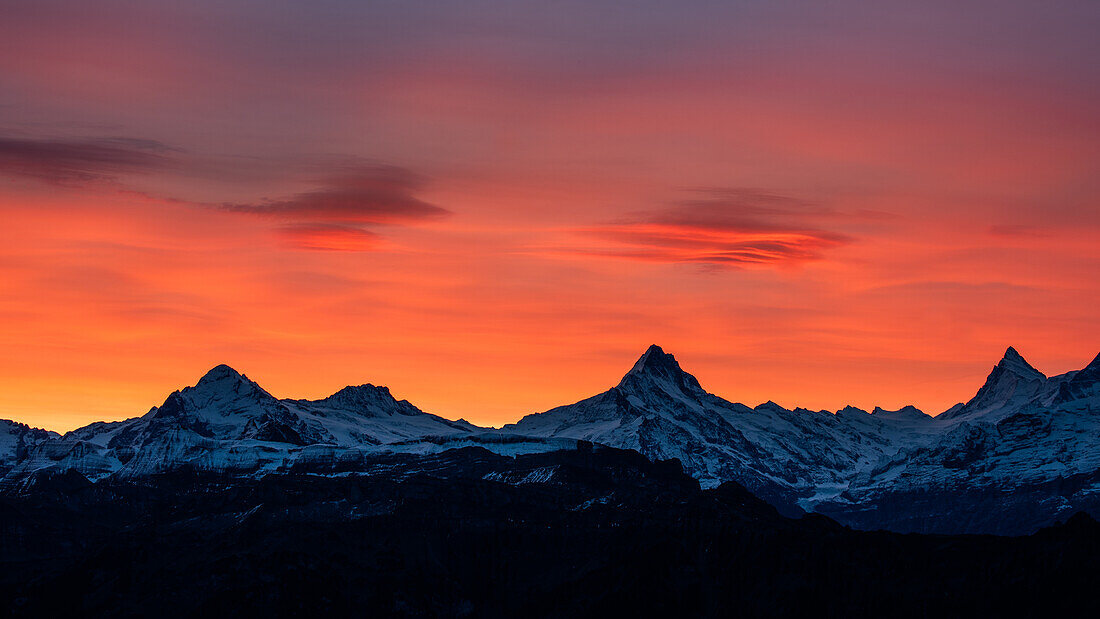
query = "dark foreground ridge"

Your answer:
(2, 444), (1098, 618)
